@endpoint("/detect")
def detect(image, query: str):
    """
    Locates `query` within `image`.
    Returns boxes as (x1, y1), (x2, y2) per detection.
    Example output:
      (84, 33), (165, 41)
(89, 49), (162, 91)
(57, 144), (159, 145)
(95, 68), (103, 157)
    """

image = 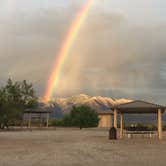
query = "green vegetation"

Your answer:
(49, 118), (64, 126)
(68, 105), (99, 129)
(0, 79), (37, 129)
(125, 123), (157, 131)
(50, 105), (99, 129)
